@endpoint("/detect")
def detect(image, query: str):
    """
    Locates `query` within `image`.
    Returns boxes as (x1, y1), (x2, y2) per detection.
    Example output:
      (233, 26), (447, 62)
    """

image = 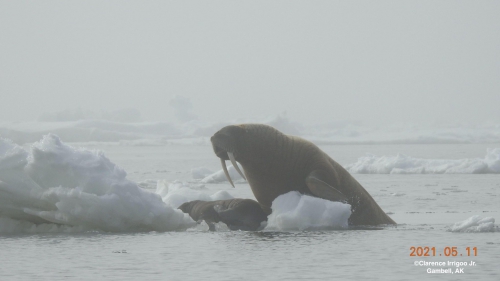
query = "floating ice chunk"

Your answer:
(346, 149), (500, 174)
(0, 138), (28, 170)
(25, 134), (128, 195)
(266, 191), (351, 231)
(0, 134), (196, 233)
(450, 216), (496, 233)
